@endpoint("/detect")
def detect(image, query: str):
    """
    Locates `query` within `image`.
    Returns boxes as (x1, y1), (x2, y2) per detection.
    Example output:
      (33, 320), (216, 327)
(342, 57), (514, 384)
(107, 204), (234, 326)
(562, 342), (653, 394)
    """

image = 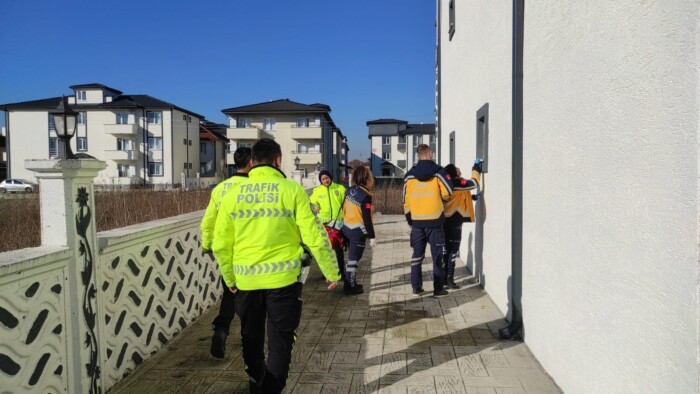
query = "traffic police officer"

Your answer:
(309, 169), (346, 282)
(212, 138), (340, 393)
(200, 146), (252, 358)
